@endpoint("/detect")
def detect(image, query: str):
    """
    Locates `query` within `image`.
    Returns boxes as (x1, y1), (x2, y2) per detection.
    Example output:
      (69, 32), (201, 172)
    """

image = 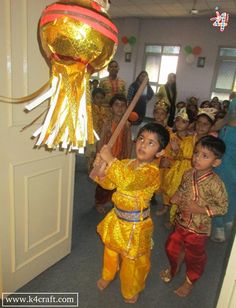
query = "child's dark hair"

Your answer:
(108, 59), (118, 67)
(195, 135), (226, 159)
(109, 93), (127, 107)
(137, 122), (170, 151)
(92, 87), (105, 98)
